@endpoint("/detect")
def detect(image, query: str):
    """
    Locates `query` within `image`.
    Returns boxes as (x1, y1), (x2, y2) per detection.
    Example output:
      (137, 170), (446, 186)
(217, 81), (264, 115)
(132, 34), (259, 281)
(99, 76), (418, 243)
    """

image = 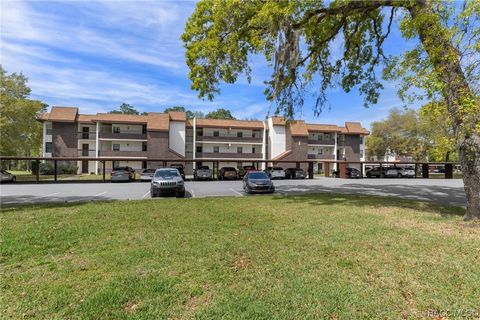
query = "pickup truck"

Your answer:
(194, 165), (213, 180)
